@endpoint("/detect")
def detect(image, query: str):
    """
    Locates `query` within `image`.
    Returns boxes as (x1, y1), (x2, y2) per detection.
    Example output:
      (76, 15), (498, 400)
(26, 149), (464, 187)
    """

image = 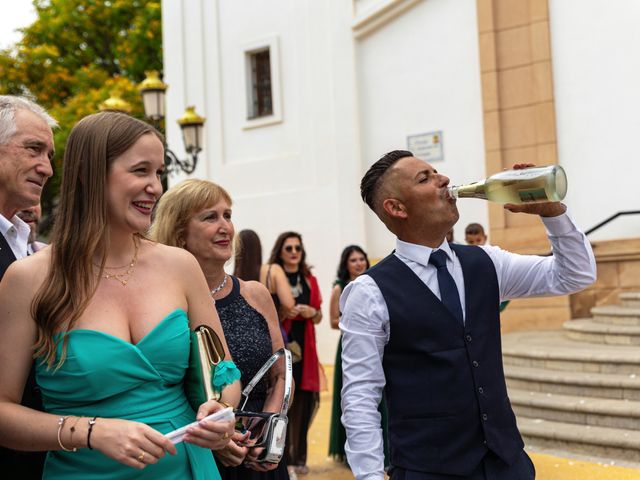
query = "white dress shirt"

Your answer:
(339, 211), (596, 480)
(0, 213), (30, 260)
